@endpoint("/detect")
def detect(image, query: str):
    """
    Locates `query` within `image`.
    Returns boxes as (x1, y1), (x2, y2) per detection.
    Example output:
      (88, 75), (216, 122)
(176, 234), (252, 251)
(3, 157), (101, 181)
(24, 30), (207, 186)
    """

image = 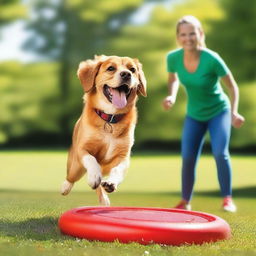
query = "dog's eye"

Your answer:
(107, 66), (115, 72)
(129, 67), (136, 73)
